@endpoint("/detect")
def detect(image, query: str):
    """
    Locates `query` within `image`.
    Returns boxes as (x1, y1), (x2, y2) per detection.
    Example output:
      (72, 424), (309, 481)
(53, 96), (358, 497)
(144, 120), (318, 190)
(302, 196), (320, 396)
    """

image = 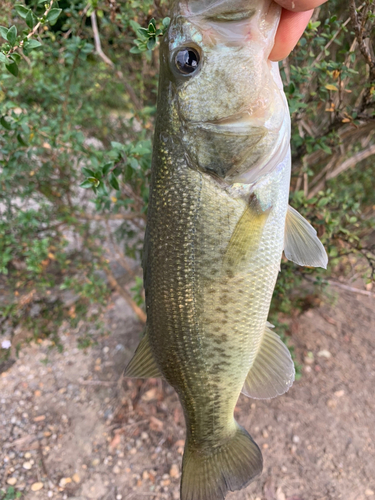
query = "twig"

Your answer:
(78, 378), (117, 386)
(79, 212), (145, 221)
(308, 144), (375, 197)
(8, 0), (54, 56)
(91, 11), (115, 67)
(328, 281), (374, 297)
(105, 267), (147, 323)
